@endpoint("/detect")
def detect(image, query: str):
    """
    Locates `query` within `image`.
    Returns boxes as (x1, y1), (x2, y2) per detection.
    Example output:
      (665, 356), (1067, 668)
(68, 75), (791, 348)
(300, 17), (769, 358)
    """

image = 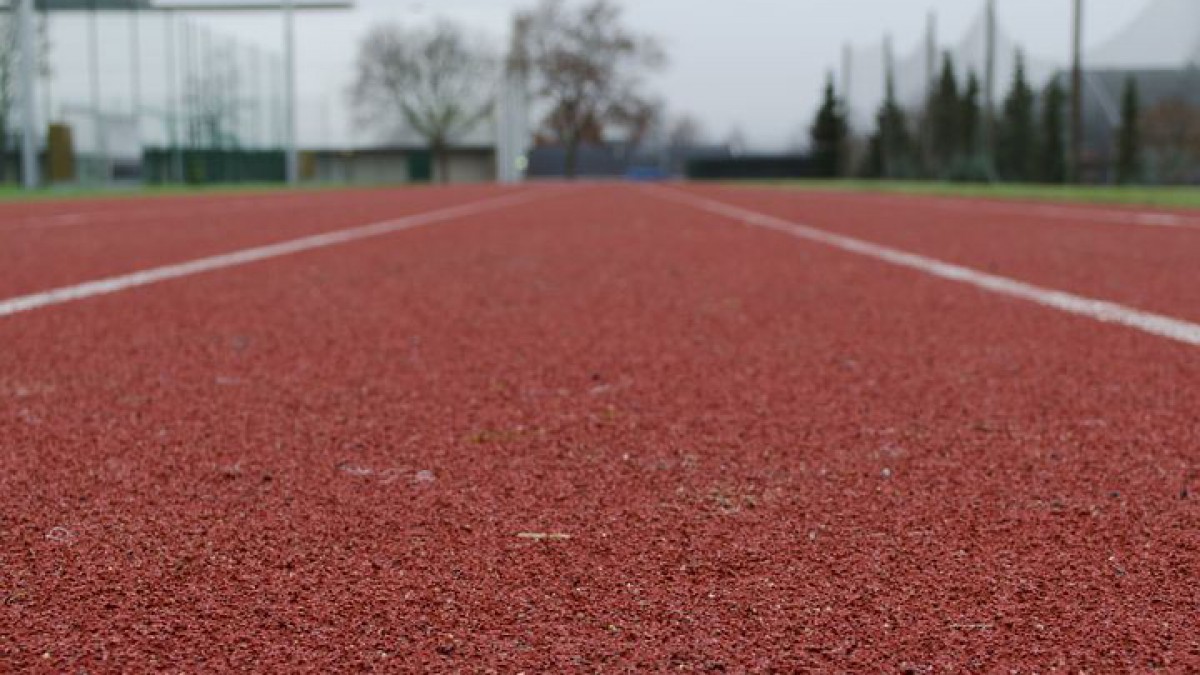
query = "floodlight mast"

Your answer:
(283, 0), (296, 184)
